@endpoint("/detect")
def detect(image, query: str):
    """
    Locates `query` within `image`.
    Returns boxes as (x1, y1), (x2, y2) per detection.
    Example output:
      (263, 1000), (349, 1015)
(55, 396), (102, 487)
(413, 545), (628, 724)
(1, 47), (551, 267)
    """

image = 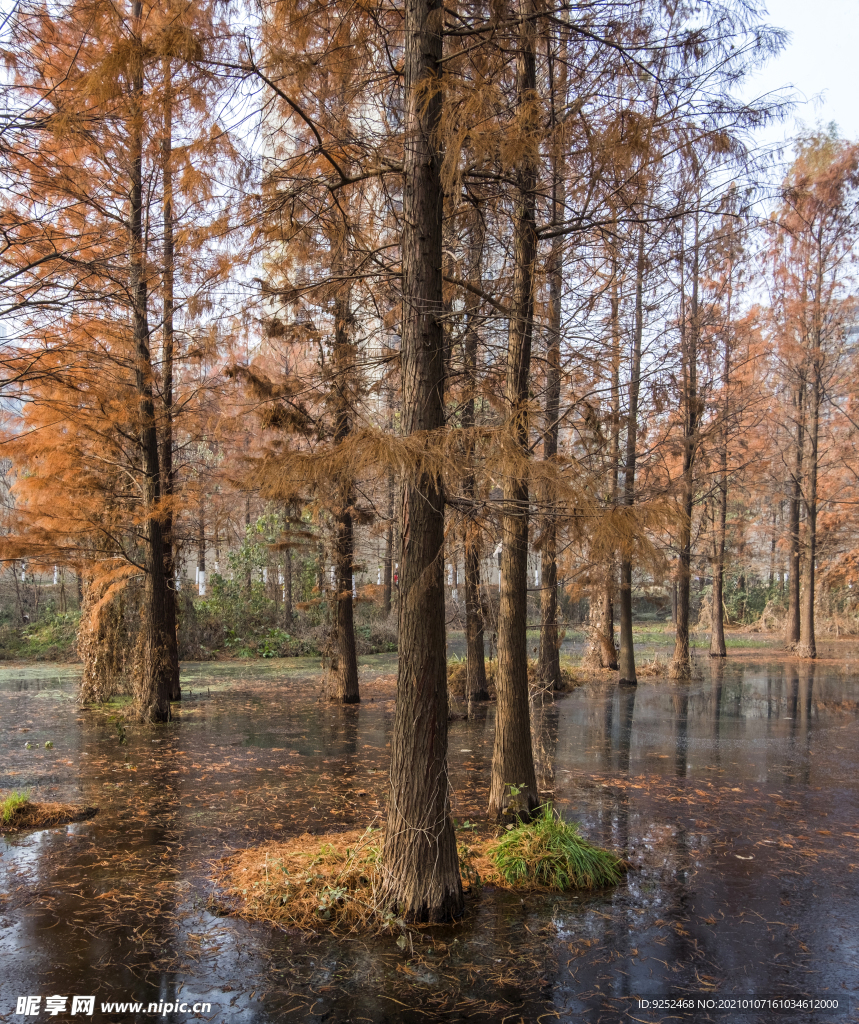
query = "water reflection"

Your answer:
(0, 656), (857, 1022)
